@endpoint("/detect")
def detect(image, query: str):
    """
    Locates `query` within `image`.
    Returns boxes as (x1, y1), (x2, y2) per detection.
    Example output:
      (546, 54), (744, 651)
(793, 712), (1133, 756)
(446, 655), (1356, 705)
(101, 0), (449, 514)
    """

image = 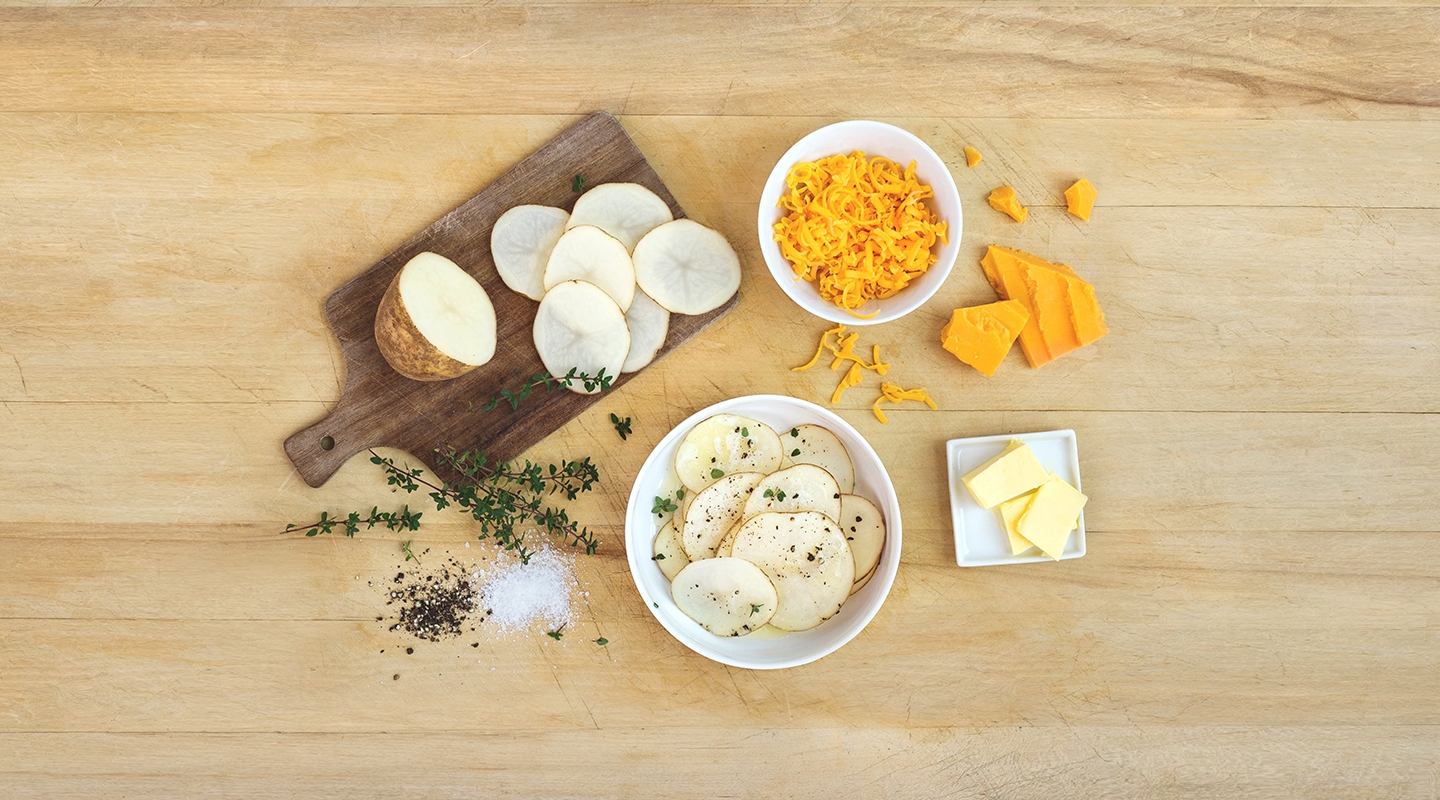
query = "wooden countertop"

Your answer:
(3, 5), (1438, 798)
